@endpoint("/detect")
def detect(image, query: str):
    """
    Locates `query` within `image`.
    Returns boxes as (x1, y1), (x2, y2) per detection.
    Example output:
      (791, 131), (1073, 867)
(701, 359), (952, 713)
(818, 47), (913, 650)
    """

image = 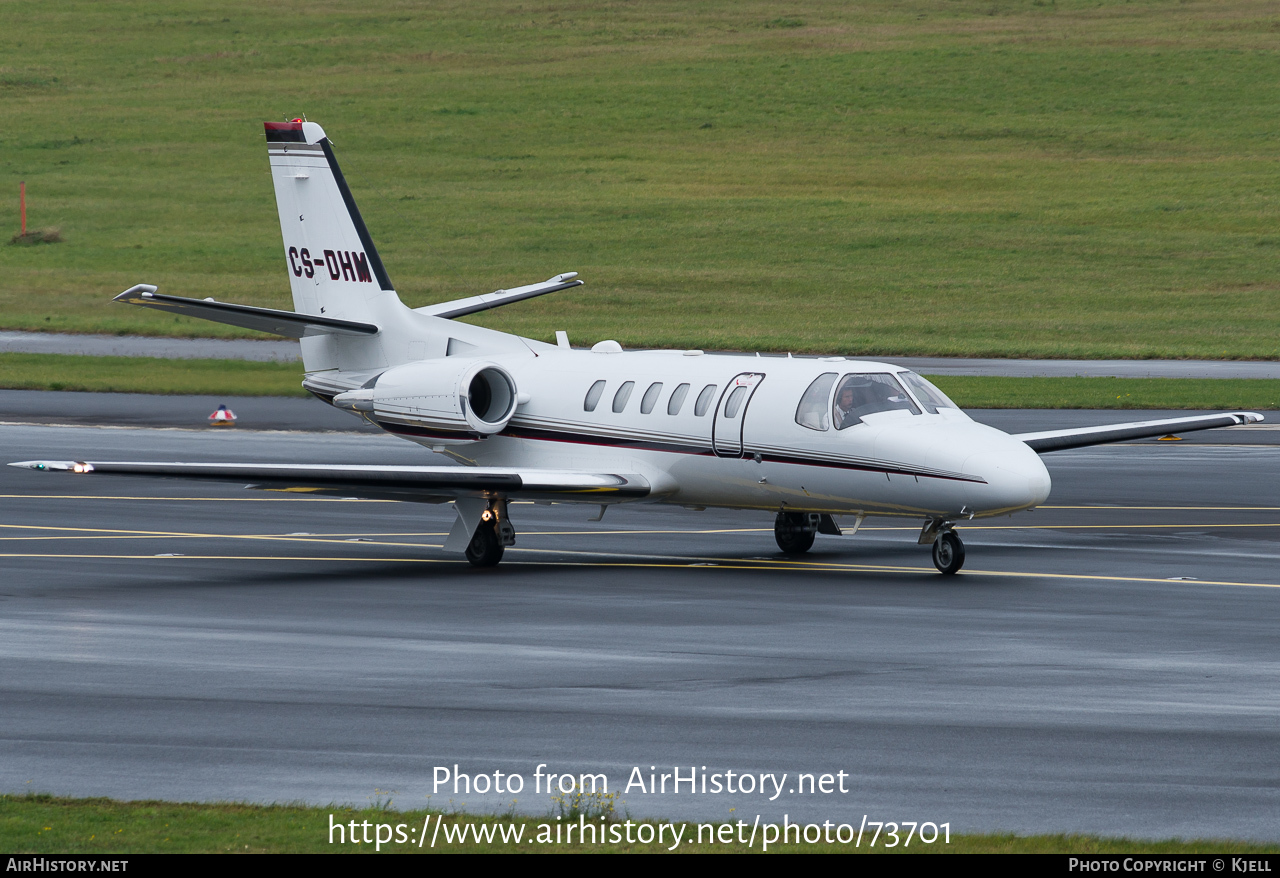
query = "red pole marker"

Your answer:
(208, 404), (237, 426)
(19, 182), (25, 237)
